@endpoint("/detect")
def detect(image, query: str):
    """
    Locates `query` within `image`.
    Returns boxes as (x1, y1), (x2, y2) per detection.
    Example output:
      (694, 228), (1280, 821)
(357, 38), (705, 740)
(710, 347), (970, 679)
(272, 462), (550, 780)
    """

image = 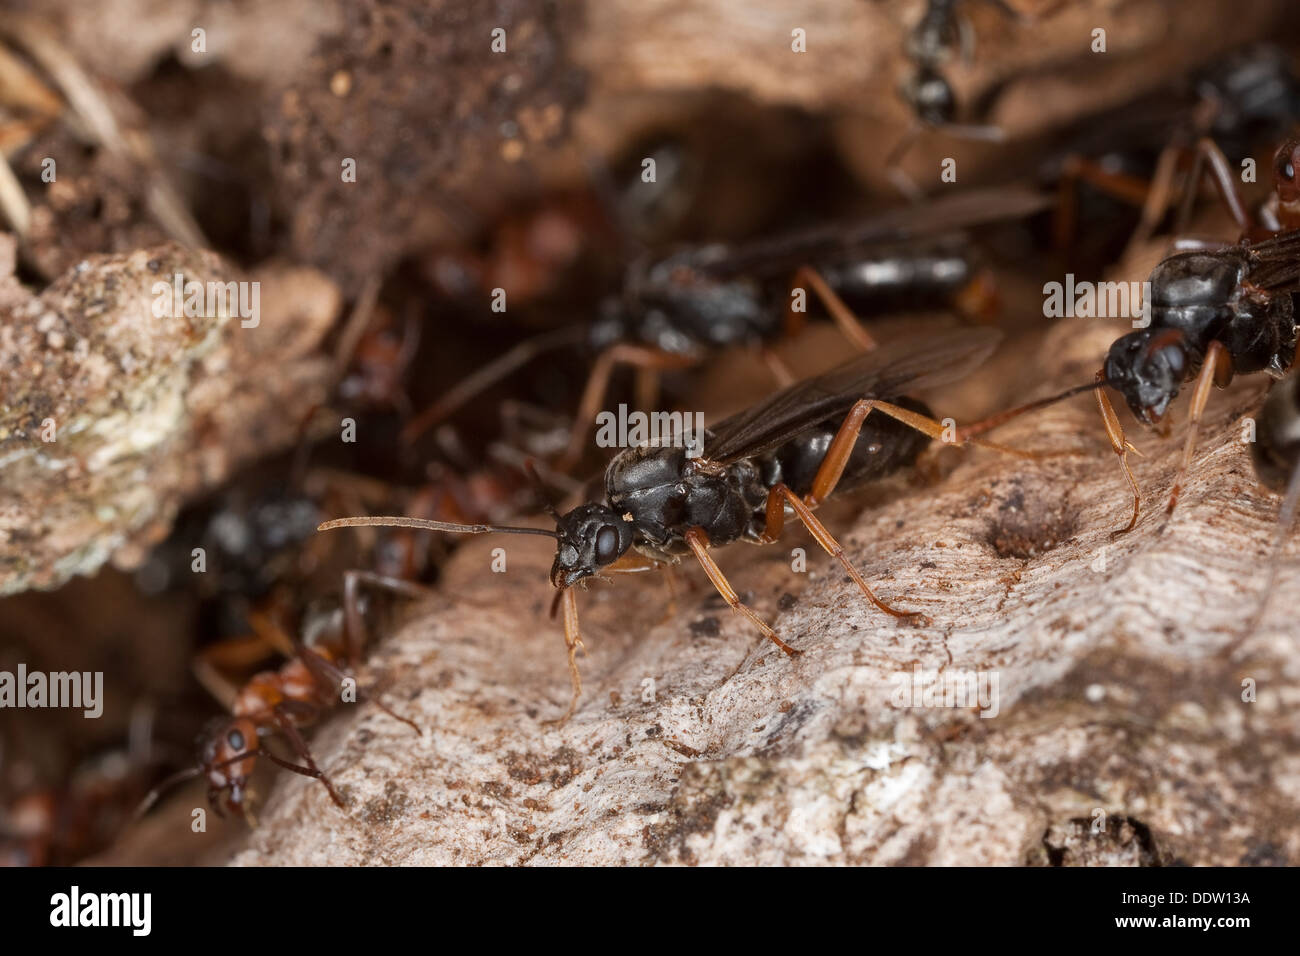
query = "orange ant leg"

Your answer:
(542, 587), (586, 727)
(1175, 138), (1256, 237)
(1094, 372), (1143, 535)
(759, 482), (920, 620)
(788, 265), (879, 352)
(683, 527), (799, 657)
(1124, 137), (1258, 258)
(1167, 340), (1231, 515)
(1054, 154), (1154, 251)
(804, 398), (1057, 508)
(759, 346), (796, 387)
